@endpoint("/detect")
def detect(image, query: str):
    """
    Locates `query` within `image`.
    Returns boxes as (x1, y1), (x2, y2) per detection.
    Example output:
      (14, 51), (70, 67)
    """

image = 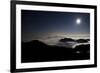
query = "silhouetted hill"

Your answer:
(23, 40), (48, 48)
(22, 40), (90, 63)
(73, 44), (90, 58)
(76, 39), (89, 43)
(59, 38), (75, 42)
(86, 39), (90, 41)
(75, 44), (90, 50)
(59, 38), (89, 43)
